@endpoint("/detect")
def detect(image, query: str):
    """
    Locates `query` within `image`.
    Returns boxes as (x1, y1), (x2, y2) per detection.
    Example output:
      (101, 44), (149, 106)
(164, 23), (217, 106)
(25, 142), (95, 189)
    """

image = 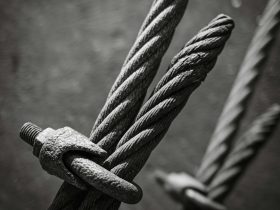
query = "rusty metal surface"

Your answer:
(0, 0), (280, 210)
